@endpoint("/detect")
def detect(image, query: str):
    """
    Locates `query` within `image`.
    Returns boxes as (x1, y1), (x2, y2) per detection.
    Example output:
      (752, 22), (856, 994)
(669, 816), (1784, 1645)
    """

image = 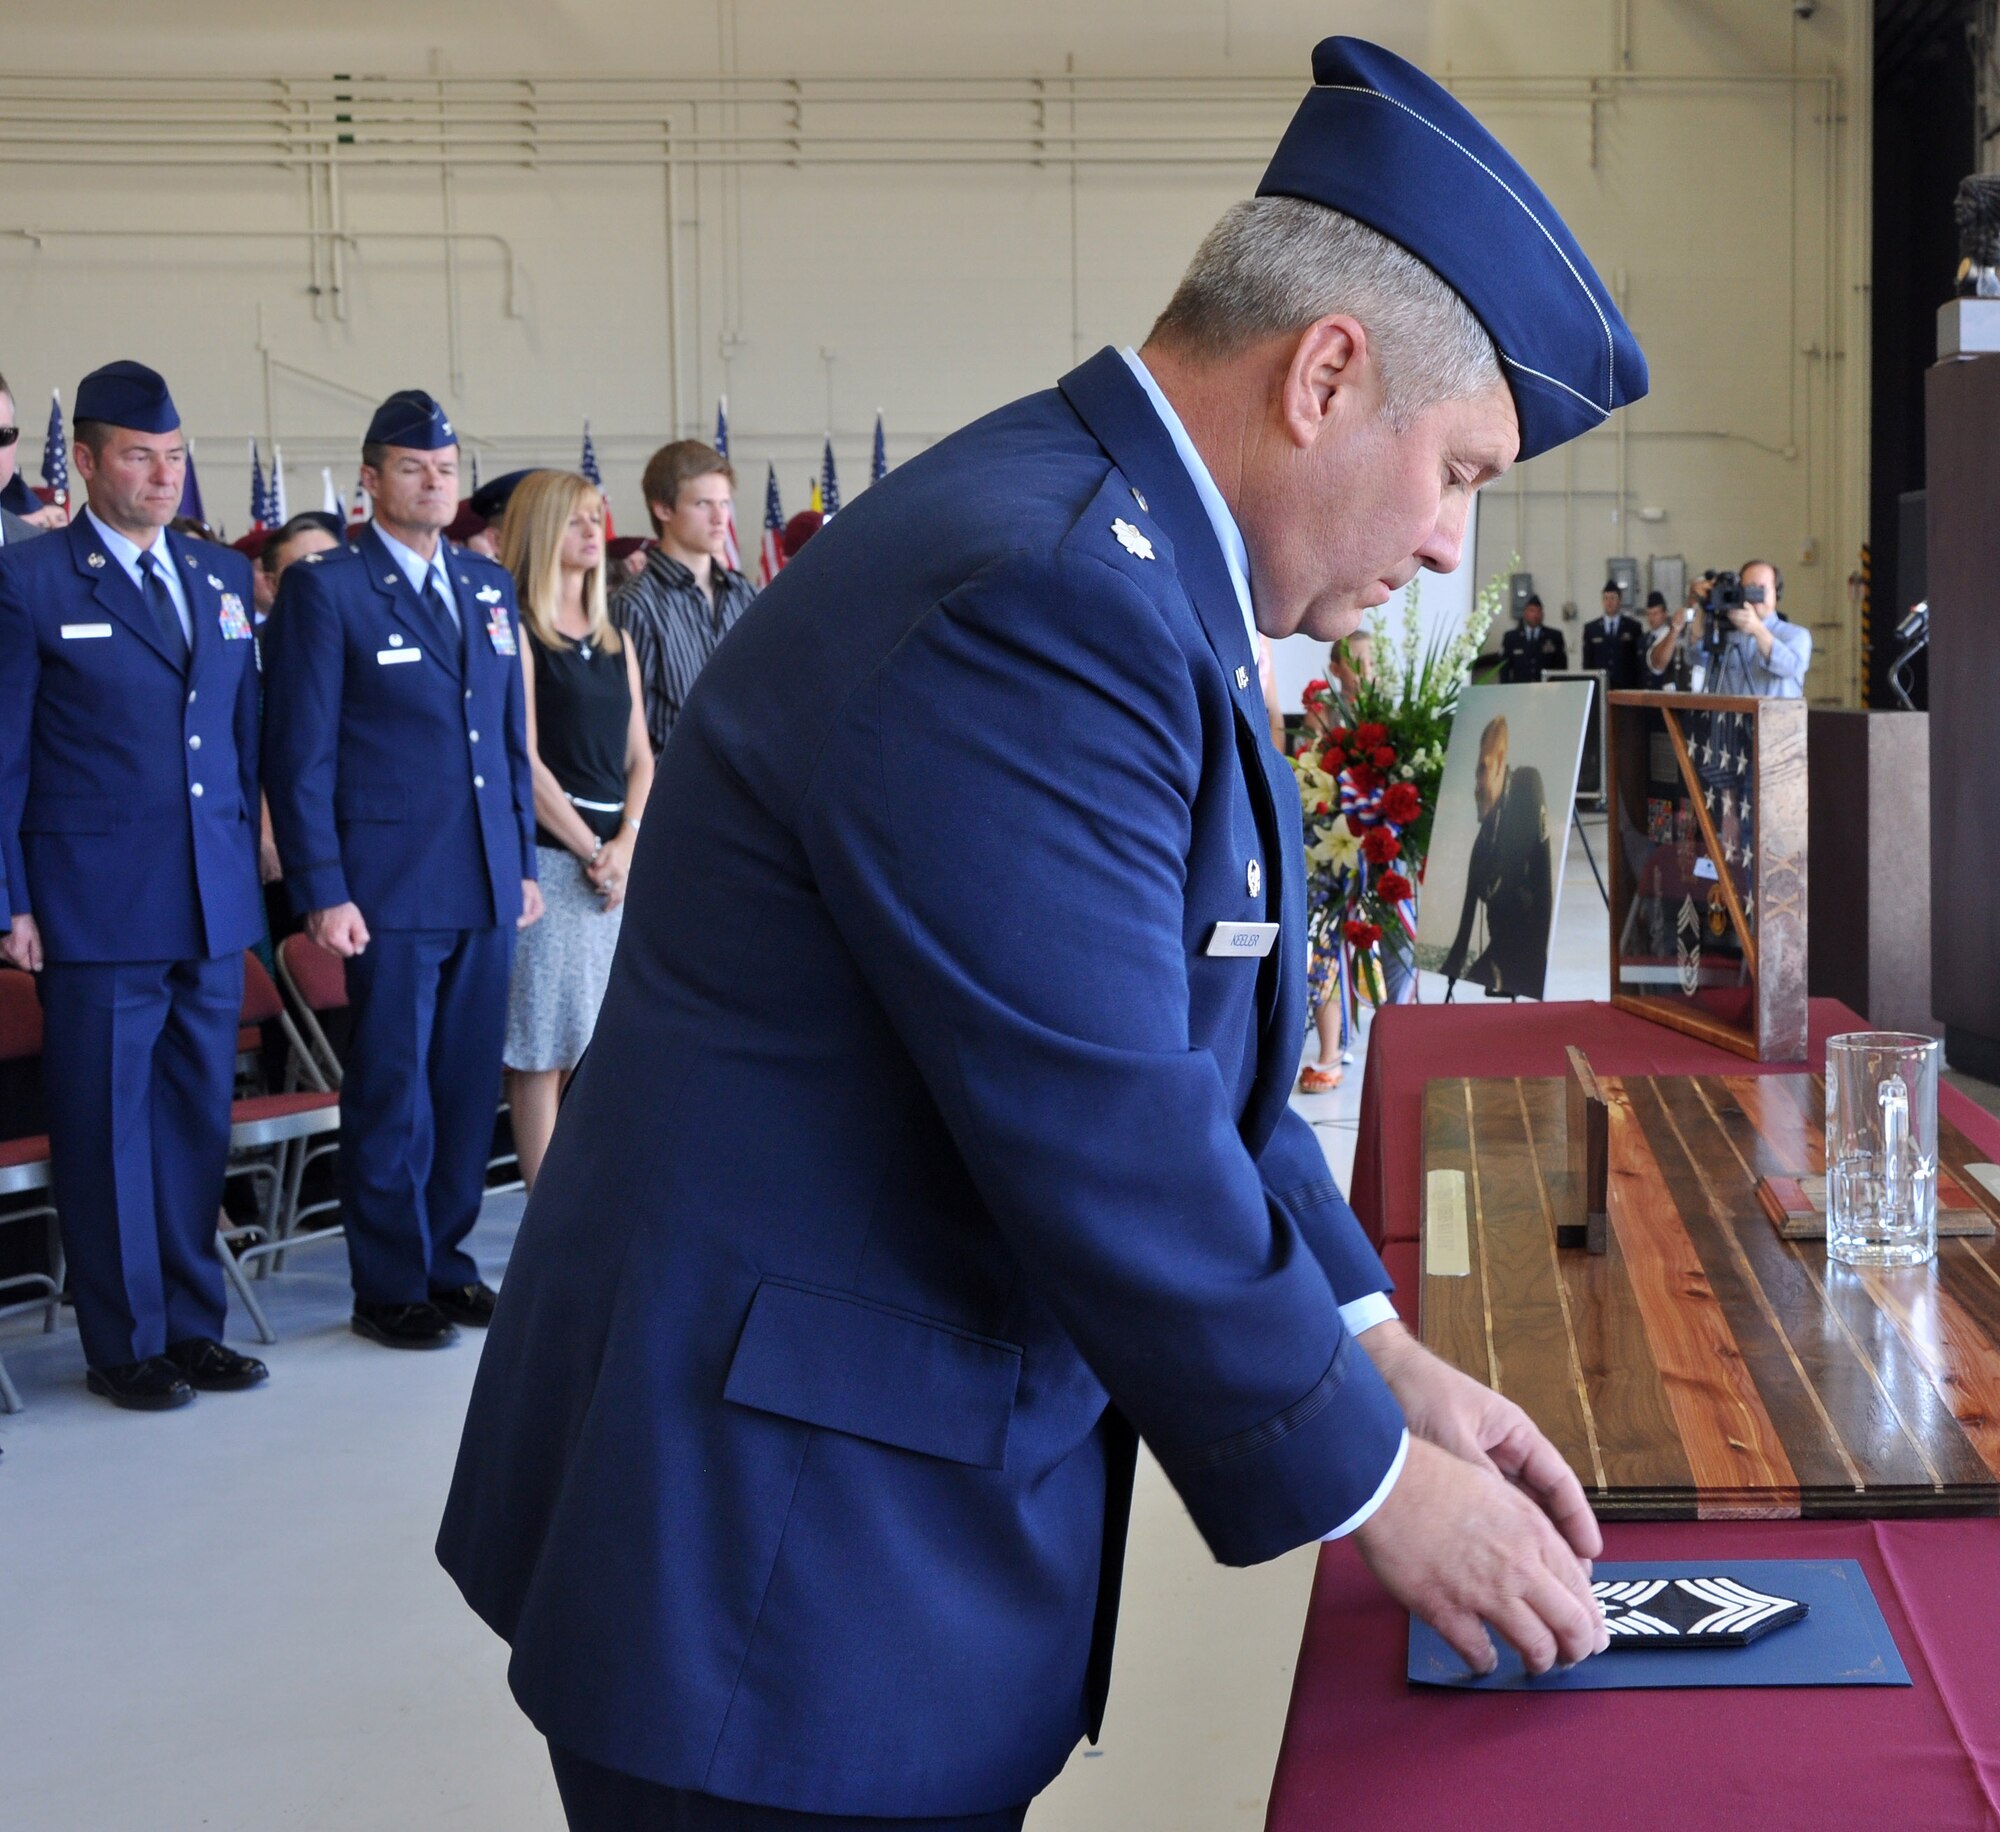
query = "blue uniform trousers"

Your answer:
(340, 925), (513, 1304)
(547, 1747), (1029, 1832)
(37, 953), (241, 1368)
